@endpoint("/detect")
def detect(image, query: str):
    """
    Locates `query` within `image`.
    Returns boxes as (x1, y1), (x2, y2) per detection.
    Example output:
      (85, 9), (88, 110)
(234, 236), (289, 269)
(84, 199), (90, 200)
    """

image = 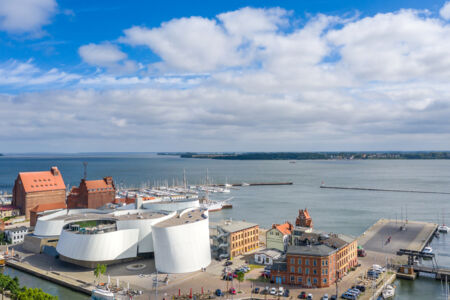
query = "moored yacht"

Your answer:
(438, 225), (449, 233)
(382, 284), (395, 299)
(423, 246), (433, 254)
